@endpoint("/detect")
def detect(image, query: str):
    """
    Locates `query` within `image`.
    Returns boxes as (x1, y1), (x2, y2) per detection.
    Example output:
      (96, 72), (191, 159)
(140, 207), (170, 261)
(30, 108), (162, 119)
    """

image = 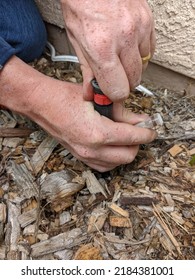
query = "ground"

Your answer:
(0, 56), (194, 260)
